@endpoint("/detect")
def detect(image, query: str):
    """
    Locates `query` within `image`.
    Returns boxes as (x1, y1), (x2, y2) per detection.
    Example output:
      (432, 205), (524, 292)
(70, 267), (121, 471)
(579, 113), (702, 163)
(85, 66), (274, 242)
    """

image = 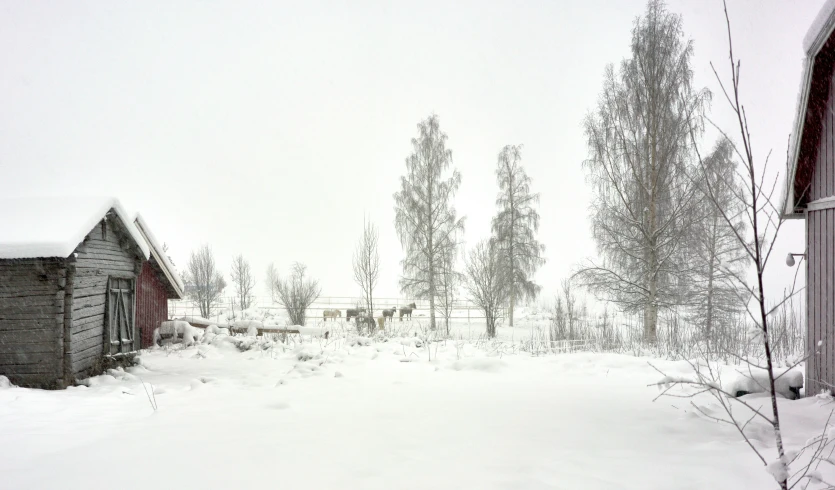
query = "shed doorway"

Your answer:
(107, 277), (136, 356)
